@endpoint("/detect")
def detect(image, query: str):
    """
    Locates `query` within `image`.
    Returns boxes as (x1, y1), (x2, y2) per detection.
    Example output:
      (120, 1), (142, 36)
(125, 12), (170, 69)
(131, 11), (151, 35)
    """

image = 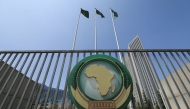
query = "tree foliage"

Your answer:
(136, 102), (142, 109)
(142, 91), (151, 109)
(155, 90), (166, 109)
